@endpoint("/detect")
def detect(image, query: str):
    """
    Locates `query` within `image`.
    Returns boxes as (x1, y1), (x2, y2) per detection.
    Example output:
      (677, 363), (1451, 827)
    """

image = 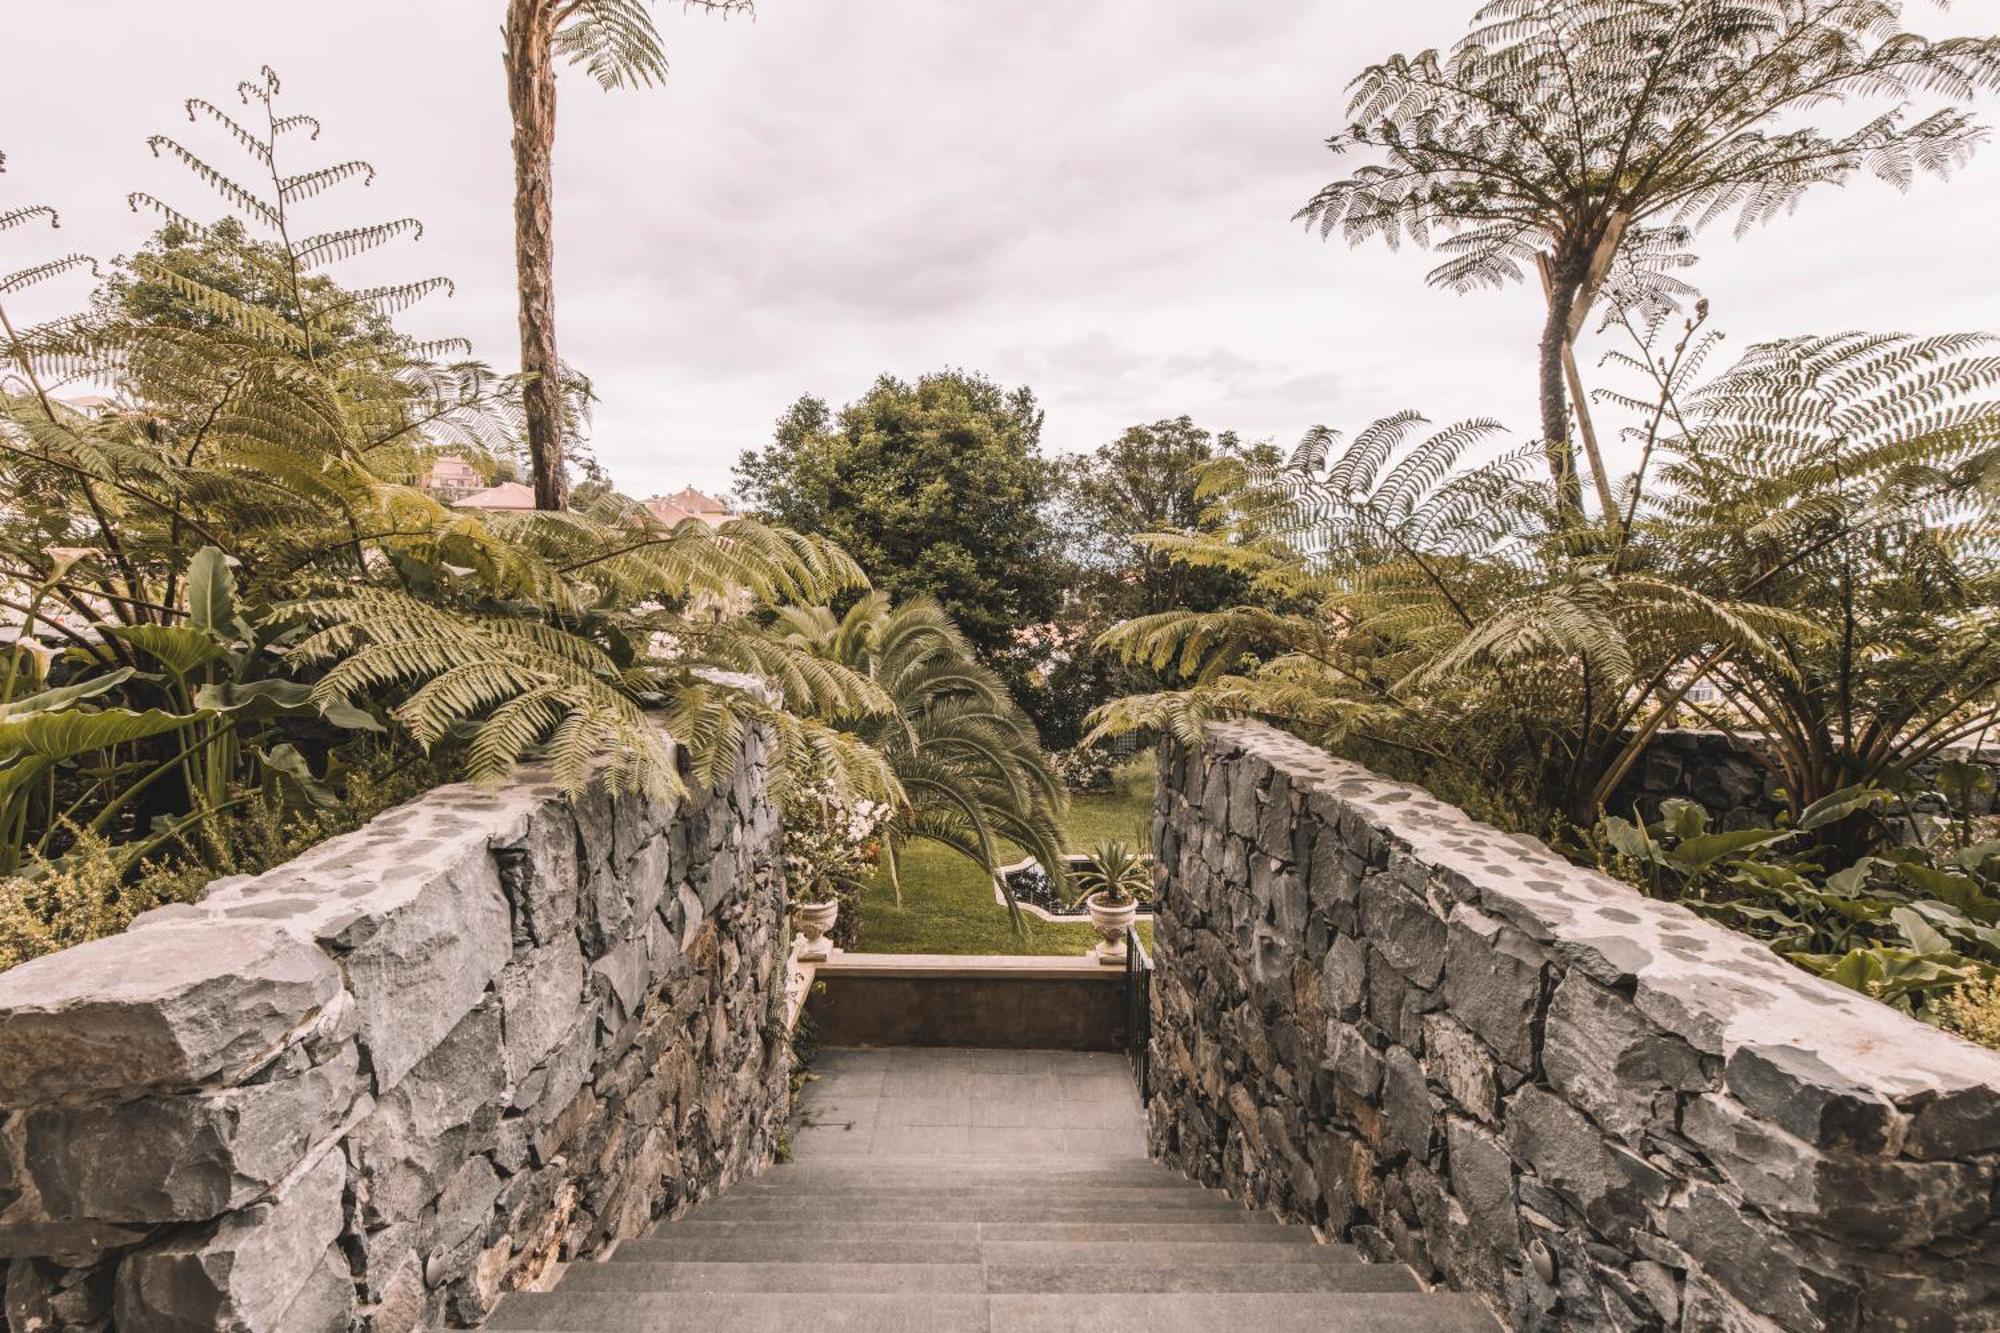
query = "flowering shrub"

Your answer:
(781, 778), (891, 906)
(1051, 745), (1116, 794)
